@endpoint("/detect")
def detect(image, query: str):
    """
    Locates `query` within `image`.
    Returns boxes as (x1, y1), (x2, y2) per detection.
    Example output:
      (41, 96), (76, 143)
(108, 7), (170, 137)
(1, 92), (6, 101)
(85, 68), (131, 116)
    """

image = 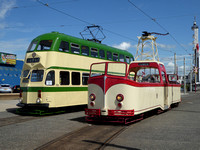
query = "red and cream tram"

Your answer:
(85, 60), (181, 124)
